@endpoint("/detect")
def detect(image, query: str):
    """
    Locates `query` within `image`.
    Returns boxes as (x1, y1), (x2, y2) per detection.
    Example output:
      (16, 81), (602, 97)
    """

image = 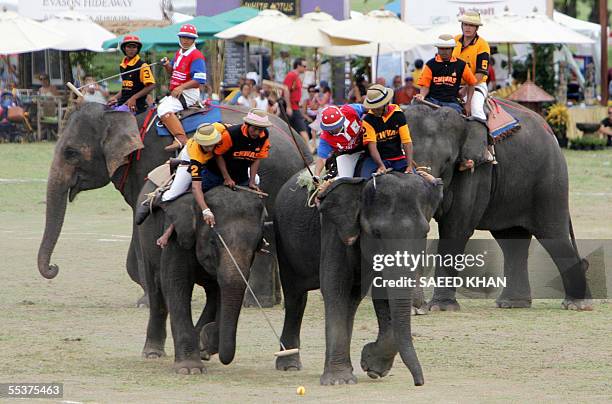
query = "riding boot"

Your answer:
(134, 190), (164, 225)
(161, 112), (188, 152)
